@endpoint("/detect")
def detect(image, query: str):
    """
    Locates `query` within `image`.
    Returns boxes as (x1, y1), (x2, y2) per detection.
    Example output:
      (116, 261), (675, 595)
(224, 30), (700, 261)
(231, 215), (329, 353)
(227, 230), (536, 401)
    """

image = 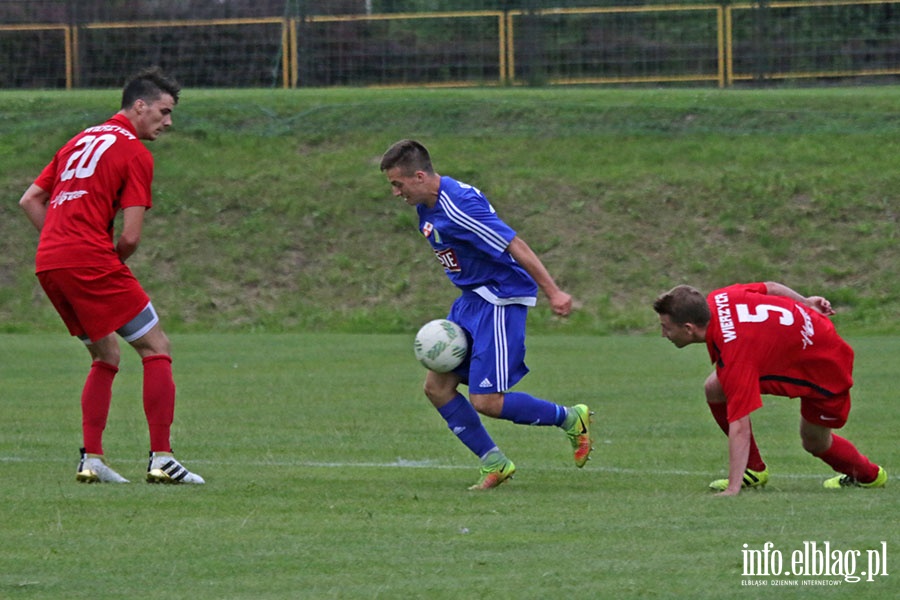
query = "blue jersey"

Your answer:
(417, 176), (537, 306)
